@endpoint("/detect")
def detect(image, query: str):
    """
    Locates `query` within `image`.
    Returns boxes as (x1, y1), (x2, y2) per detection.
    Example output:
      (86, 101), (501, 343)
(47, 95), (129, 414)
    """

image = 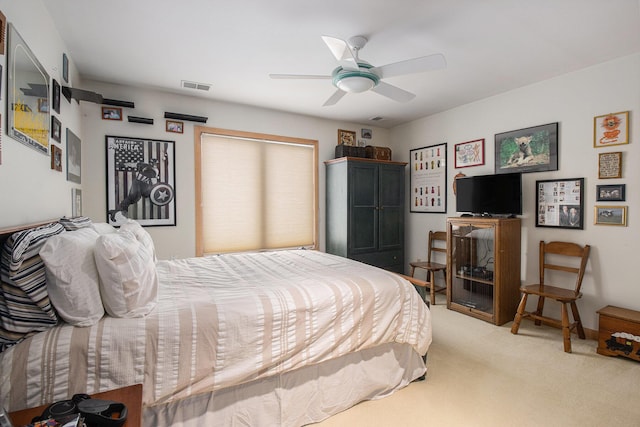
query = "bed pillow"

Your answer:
(94, 226), (158, 318)
(59, 216), (93, 231)
(40, 228), (105, 326)
(119, 220), (156, 261)
(0, 222), (65, 350)
(91, 222), (117, 235)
